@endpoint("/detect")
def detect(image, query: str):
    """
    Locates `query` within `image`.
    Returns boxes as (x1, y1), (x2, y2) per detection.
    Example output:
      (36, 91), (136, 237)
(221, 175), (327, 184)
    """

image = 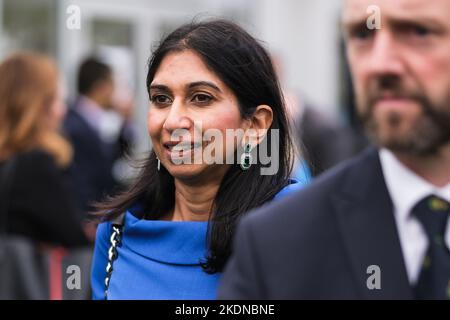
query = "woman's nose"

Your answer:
(162, 100), (192, 132)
